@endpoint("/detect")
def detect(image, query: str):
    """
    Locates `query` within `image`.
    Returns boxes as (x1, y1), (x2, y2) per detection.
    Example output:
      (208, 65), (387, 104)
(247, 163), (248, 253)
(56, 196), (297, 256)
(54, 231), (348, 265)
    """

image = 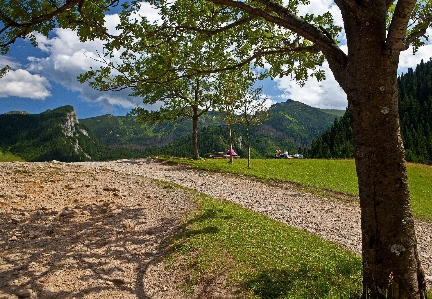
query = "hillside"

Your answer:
(80, 111), (223, 150)
(0, 100), (342, 161)
(81, 100), (341, 158)
(308, 58), (432, 164)
(0, 106), (107, 162)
